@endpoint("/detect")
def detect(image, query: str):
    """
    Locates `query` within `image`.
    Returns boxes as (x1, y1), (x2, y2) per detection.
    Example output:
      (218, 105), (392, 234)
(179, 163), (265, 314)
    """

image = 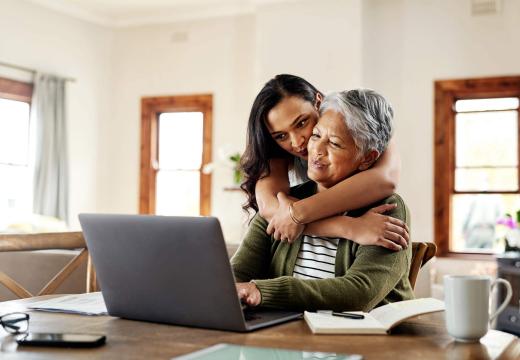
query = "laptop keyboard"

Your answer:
(241, 303), (262, 322)
(243, 310), (261, 322)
